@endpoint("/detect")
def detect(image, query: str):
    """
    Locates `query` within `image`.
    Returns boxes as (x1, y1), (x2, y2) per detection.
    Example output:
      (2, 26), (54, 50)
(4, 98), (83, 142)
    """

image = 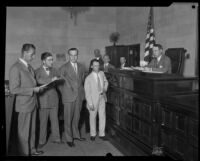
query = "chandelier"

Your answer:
(61, 7), (90, 25)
